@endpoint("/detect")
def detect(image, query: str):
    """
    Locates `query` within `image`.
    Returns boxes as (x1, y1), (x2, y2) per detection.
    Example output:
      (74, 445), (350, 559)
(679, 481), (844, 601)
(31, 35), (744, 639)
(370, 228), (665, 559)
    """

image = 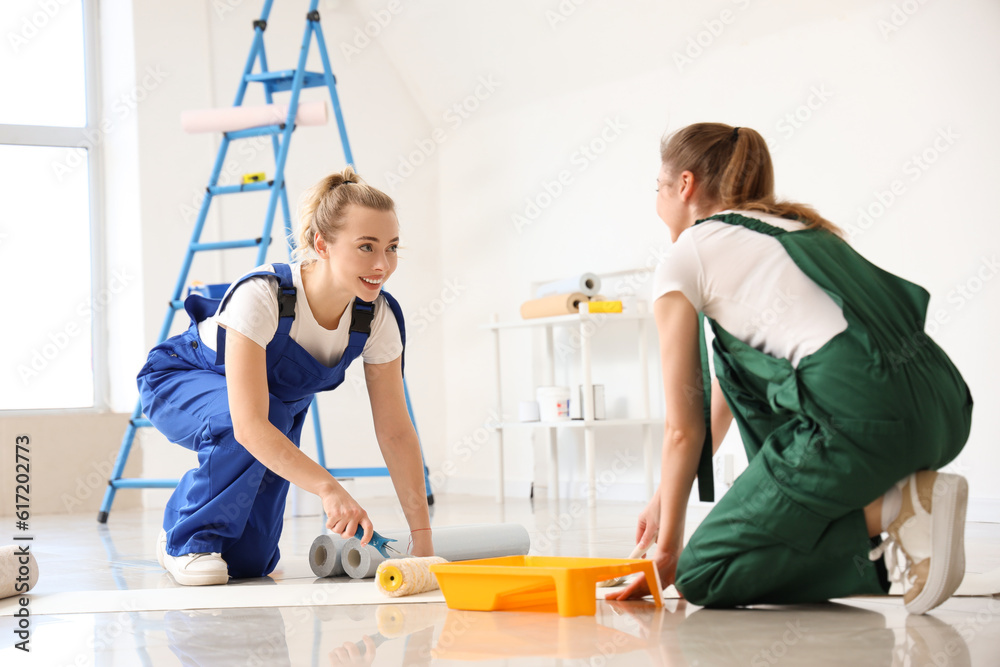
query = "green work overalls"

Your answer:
(673, 212), (973, 607)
